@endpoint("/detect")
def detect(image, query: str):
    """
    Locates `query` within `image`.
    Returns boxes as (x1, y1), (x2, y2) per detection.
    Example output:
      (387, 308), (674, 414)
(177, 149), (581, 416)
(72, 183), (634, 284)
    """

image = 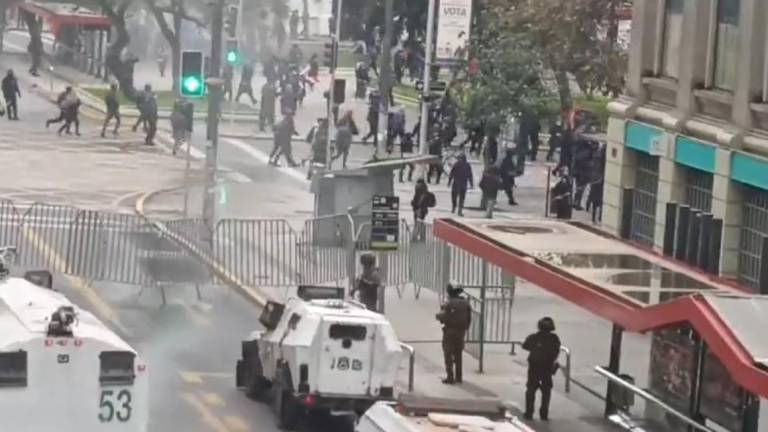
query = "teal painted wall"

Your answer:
(731, 153), (768, 190)
(625, 121), (663, 155)
(675, 136), (716, 174)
